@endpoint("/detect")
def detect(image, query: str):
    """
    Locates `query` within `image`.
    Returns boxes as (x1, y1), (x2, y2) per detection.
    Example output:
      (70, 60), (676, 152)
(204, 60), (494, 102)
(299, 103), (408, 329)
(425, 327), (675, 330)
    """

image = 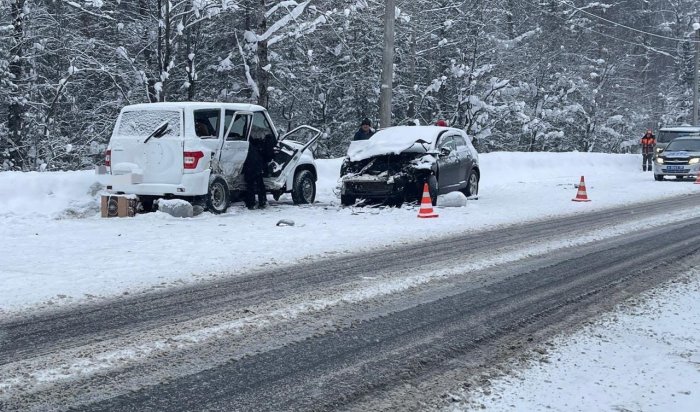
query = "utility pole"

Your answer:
(693, 24), (699, 126)
(379, 0), (395, 129)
